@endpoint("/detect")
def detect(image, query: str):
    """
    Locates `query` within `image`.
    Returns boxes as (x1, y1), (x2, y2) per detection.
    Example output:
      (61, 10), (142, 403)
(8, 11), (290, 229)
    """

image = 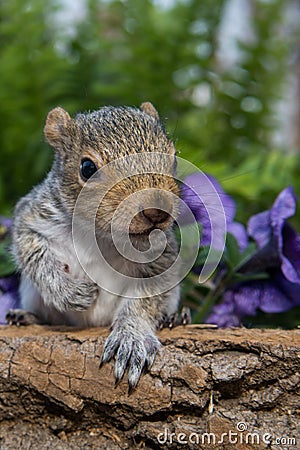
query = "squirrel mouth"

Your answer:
(129, 226), (155, 237)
